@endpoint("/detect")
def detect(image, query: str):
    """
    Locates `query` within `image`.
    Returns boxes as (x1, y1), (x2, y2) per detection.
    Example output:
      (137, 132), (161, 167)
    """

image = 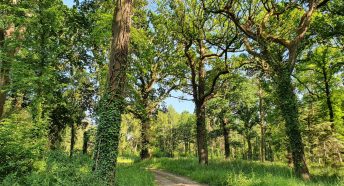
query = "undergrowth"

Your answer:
(1, 151), (154, 186)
